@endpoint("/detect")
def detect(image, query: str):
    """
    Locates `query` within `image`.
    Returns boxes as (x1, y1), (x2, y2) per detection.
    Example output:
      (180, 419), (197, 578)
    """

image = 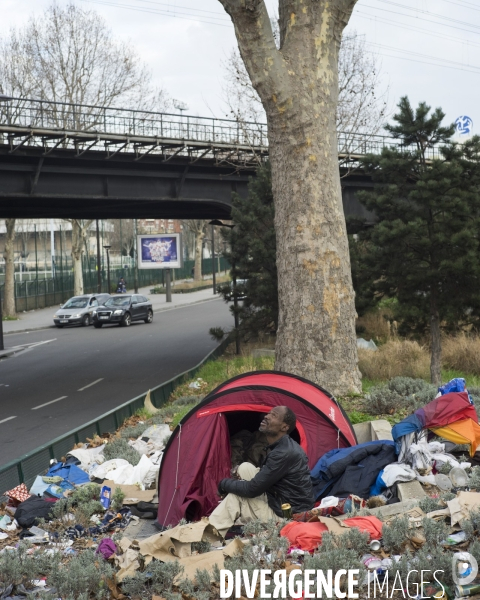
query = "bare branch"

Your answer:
(218, 0), (288, 108)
